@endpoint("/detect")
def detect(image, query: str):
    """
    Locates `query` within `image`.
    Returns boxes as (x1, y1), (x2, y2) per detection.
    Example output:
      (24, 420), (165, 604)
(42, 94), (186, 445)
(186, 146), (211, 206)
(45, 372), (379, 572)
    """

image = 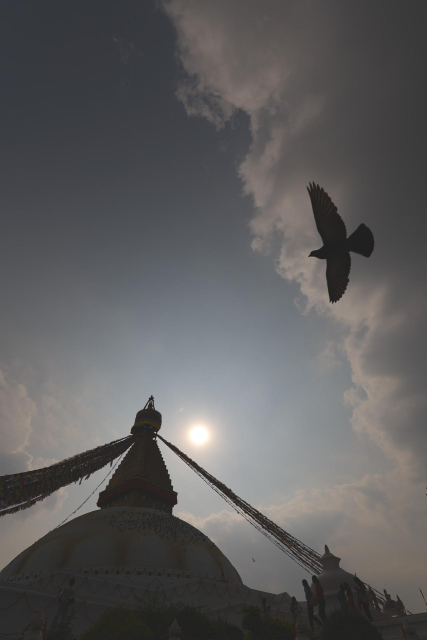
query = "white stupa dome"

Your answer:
(0, 506), (242, 584)
(1, 400), (243, 588)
